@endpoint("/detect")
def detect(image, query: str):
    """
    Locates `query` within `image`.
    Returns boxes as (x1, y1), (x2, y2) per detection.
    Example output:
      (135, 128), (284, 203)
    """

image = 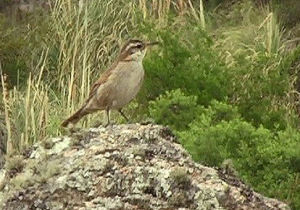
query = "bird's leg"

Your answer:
(105, 108), (110, 127)
(118, 109), (129, 122)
